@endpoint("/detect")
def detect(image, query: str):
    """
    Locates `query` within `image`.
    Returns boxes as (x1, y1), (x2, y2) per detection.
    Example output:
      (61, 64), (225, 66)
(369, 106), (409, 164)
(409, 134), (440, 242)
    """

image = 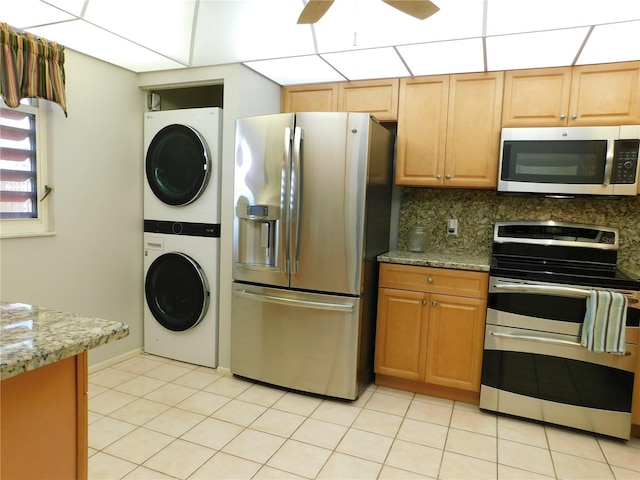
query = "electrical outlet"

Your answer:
(447, 219), (458, 236)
